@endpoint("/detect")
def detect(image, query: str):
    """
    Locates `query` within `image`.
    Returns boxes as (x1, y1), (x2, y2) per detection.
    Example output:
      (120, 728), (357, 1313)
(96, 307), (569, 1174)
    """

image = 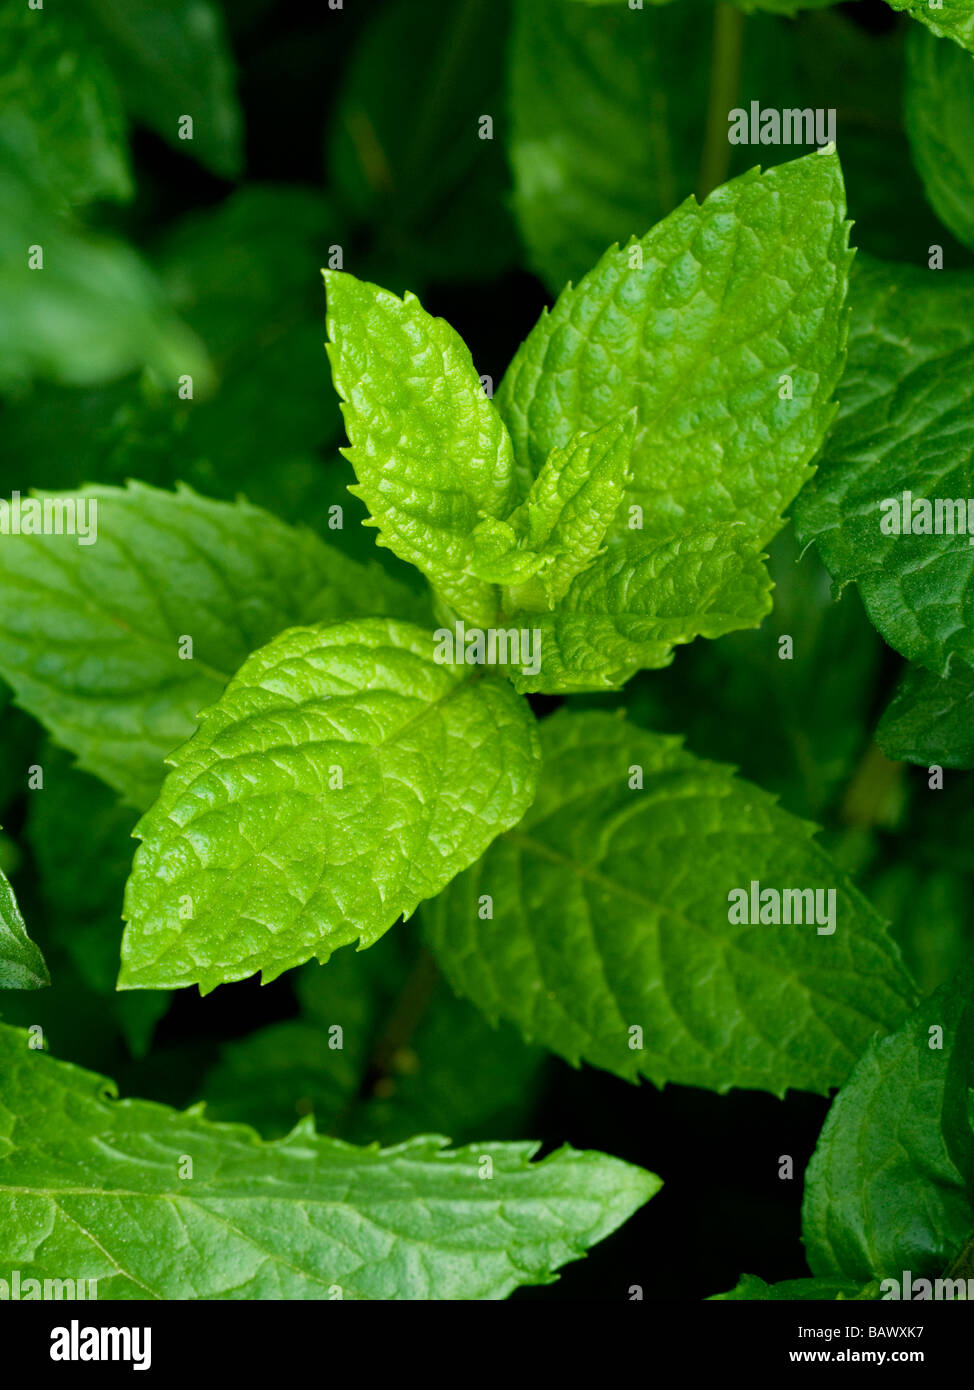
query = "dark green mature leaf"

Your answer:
(325, 271), (517, 625)
(710, 1274), (875, 1299)
(77, 0), (243, 178)
(802, 973), (974, 1283)
(203, 927), (546, 1144)
(0, 483), (420, 809)
(0, 856), (48, 991)
(906, 28), (974, 251)
(0, 150), (209, 393)
(0, 1), (131, 206)
(0, 1022), (659, 1299)
(26, 747), (168, 1055)
(793, 257), (974, 675)
(588, 528), (883, 821)
(328, 0), (517, 286)
(508, 0), (709, 292)
(877, 661), (974, 769)
(121, 618), (540, 992)
(426, 710), (915, 1096)
(498, 147), (851, 551)
(887, 0), (974, 55)
(867, 860), (974, 996)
